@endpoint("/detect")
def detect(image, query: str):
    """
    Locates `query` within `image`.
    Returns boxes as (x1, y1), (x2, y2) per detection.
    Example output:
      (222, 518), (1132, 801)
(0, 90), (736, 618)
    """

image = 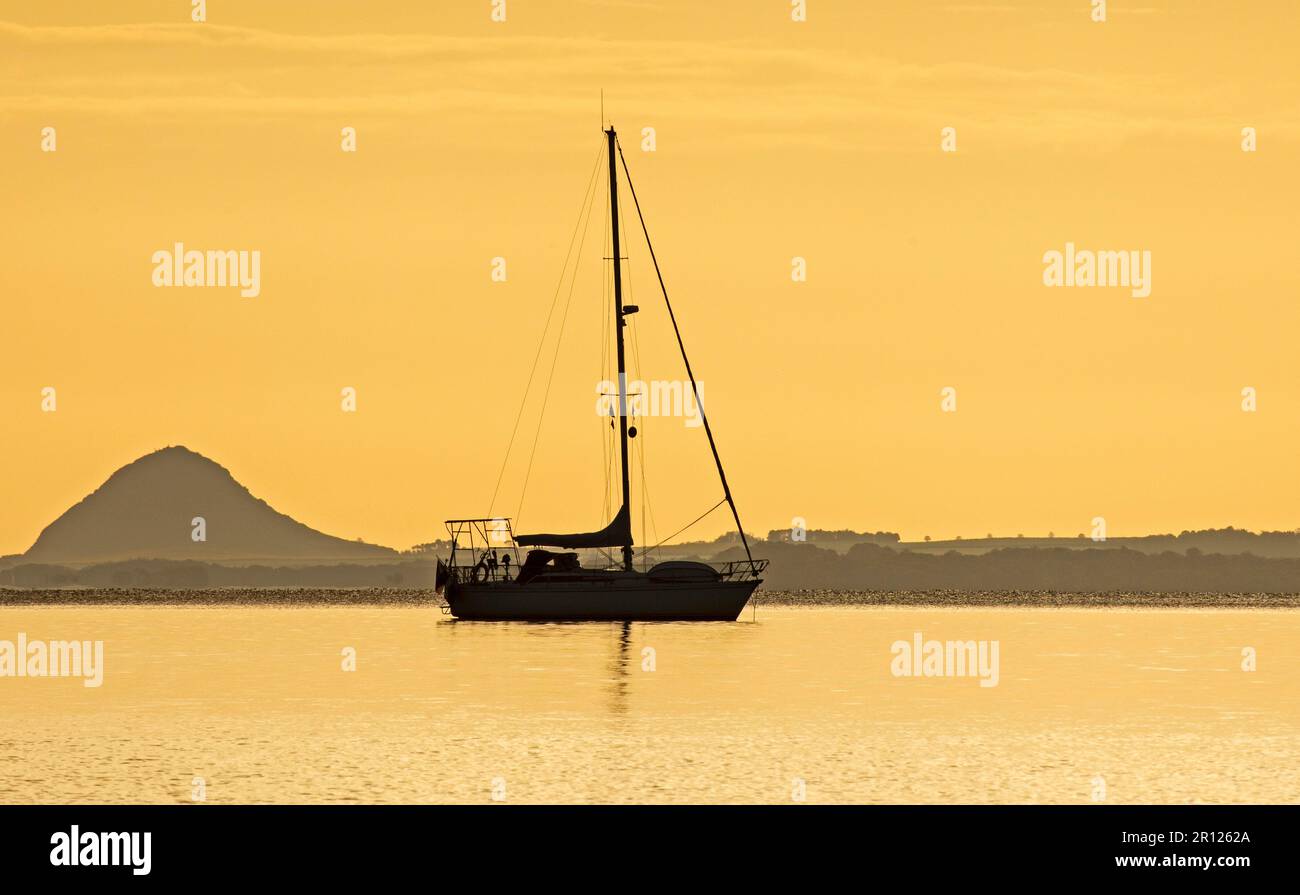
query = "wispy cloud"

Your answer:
(1, 19), (1293, 149)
